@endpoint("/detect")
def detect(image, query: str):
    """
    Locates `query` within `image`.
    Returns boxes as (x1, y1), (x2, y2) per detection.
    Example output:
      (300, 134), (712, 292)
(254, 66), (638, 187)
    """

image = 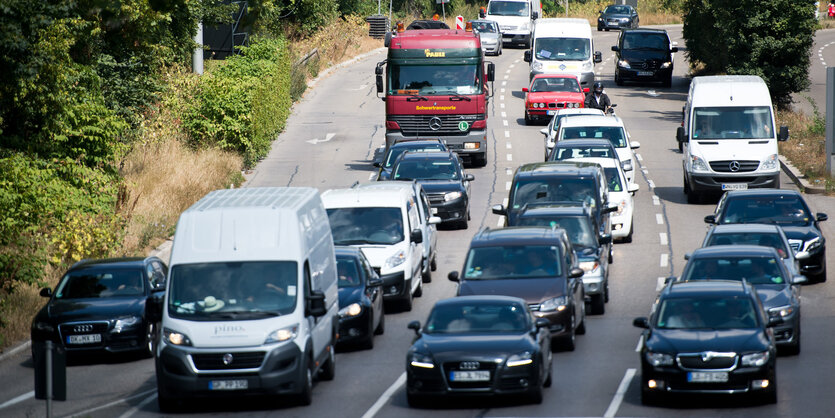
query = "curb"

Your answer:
(780, 156), (827, 194)
(0, 340), (30, 363)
